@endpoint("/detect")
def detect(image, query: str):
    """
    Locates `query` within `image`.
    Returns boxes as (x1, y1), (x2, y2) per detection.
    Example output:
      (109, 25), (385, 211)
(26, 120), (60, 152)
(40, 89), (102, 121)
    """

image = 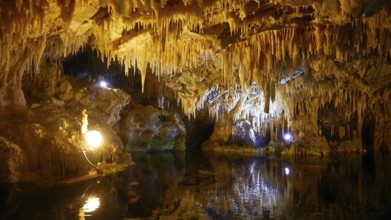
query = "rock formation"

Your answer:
(0, 0), (390, 173)
(0, 76), (131, 182)
(121, 104), (186, 152)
